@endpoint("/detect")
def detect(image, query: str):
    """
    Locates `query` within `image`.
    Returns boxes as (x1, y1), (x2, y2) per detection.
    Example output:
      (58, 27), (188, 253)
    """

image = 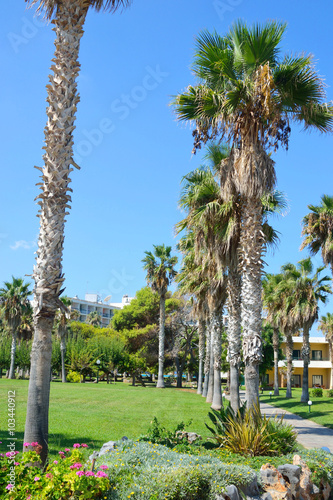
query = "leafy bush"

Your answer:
(139, 417), (192, 448)
(295, 449), (333, 488)
(326, 389), (333, 397)
(311, 387), (323, 397)
(96, 440), (257, 500)
(0, 442), (109, 499)
(66, 370), (81, 383)
(205, 403), (297, 457)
